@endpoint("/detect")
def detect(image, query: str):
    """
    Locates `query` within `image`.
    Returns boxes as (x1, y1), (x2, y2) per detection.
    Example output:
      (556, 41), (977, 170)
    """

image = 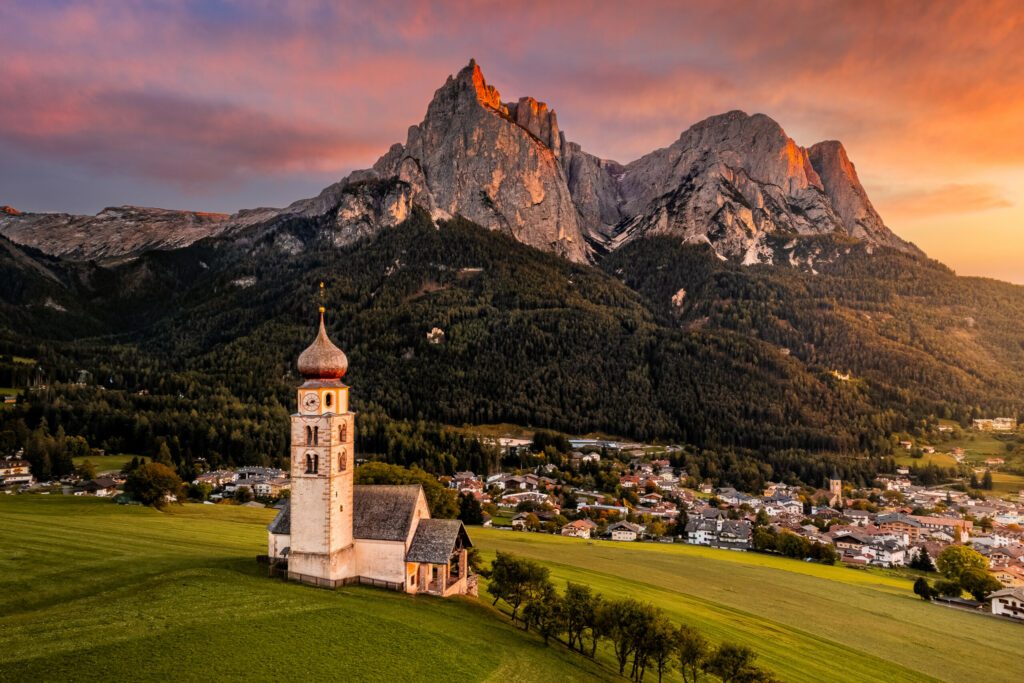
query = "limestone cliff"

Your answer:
(369, 60), (587, 262)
